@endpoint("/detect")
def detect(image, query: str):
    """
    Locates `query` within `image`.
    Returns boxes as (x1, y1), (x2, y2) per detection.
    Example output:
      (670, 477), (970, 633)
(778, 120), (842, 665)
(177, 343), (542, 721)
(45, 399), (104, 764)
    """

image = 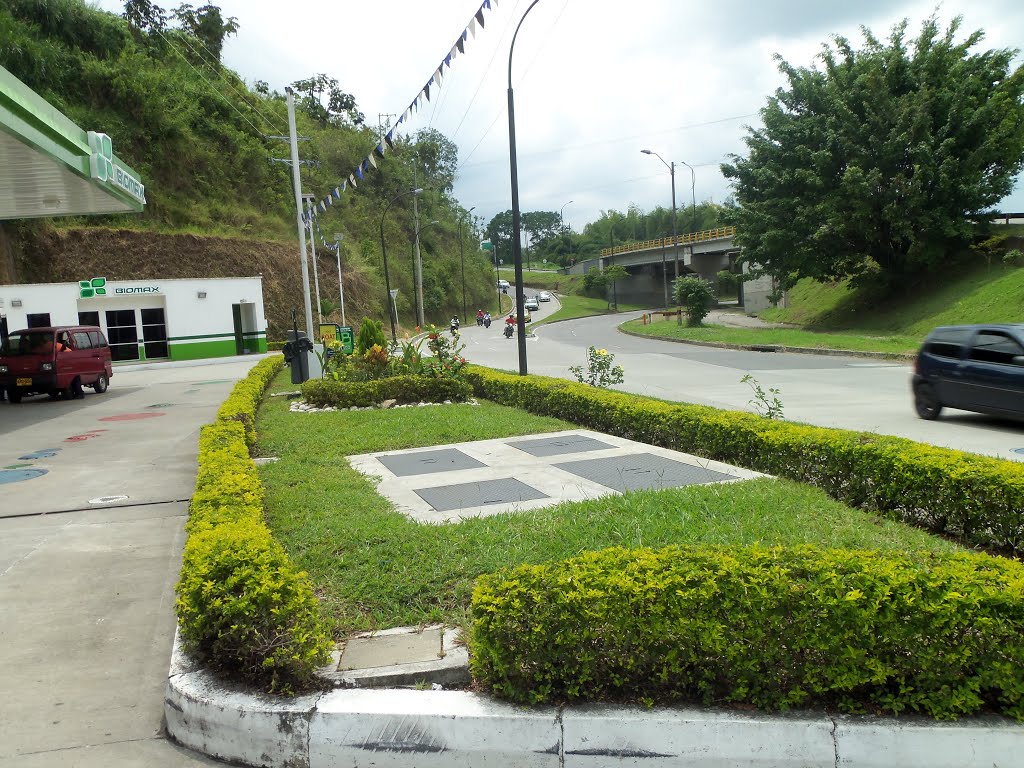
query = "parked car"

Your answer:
(0, 325), (112, 403)
(538, 291), (552, 302)
(524, 296), (540, 311)
(912, 323), (1024, 420)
